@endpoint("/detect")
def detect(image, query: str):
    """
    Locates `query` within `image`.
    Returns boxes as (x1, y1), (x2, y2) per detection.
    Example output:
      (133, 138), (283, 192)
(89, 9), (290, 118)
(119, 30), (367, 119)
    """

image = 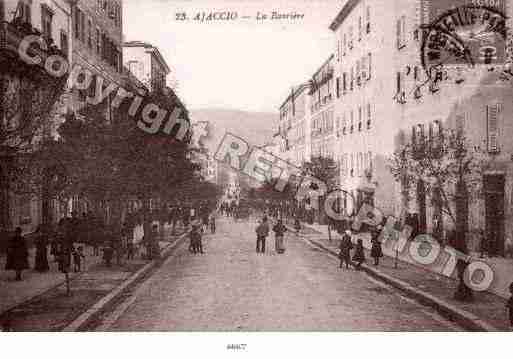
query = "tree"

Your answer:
(301, 156), (338, 225)
(389, 127), (484, 301)
(0, 41), (68, 232)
